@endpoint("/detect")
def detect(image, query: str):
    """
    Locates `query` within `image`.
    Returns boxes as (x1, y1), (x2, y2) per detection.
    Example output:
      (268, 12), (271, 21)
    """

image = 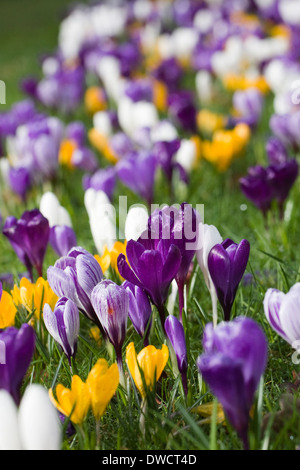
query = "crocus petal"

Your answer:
(263, 288), (288, 342)
(0, 390), (22, 450)
(18, 384), (62, 450)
